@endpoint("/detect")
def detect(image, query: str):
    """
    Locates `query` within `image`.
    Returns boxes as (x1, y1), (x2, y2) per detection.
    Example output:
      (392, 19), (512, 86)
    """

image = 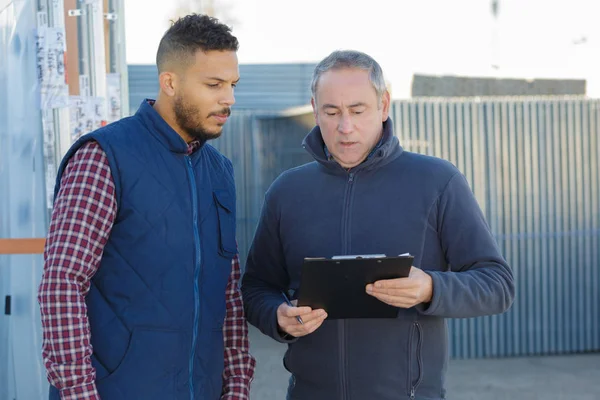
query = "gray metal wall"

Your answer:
(214, 97), (600, 359)
(128, 63), (316, 114)
(127, 64), (159, 114)
(411, 74), (587, 97)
